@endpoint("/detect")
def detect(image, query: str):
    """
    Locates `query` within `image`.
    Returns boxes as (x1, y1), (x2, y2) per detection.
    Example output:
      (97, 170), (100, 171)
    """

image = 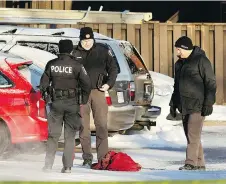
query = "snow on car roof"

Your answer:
(60, 28), (113, 40)
(0, 51), (22, 59)
(0, 51), (29, 65)
(0, 25), (18, 34)
(0, 25), (113, 40)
